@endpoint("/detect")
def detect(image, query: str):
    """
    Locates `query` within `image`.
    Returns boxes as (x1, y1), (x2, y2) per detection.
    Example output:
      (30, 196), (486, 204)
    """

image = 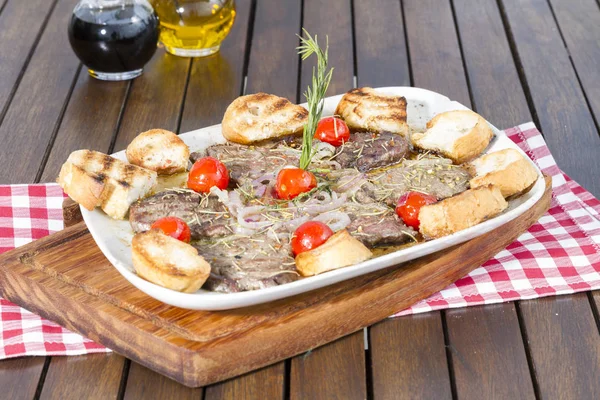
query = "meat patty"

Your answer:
(129, 190), (231, 240)
(342, 202), (417, 247)
(193, 235), (298, 293)
(335, 131), (409, 172)
(369, 155), (471, 206)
